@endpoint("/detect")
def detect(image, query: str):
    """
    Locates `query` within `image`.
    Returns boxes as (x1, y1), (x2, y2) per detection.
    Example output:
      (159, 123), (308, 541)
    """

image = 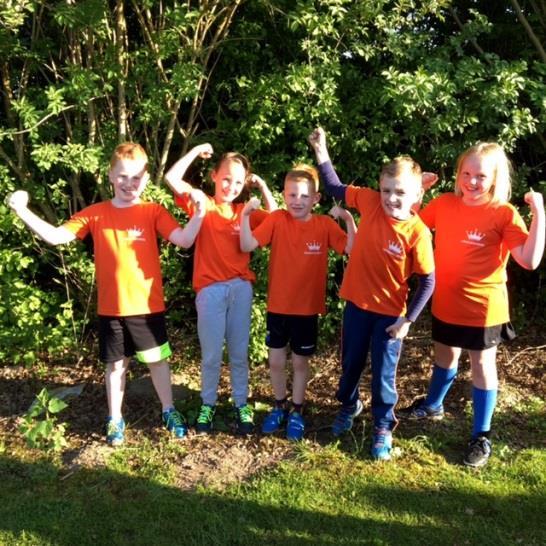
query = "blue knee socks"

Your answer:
(424, 364), (457, 409)
(472, 386), (497, 438)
